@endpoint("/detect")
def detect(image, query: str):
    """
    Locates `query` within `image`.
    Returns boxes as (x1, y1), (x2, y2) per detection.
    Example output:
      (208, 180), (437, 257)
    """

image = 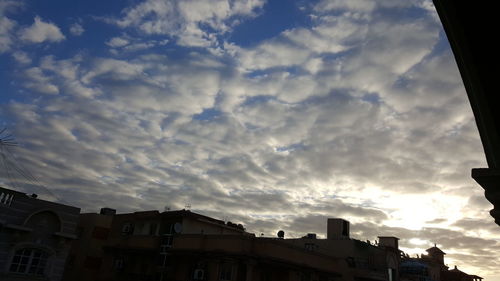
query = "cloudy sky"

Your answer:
(1, 0), (499, 279)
